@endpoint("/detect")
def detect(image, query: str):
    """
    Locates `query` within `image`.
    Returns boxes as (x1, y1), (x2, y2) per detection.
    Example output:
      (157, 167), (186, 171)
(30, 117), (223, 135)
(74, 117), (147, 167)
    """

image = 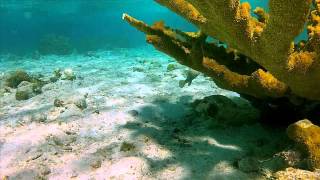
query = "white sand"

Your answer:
(0, 47), (285, 179)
